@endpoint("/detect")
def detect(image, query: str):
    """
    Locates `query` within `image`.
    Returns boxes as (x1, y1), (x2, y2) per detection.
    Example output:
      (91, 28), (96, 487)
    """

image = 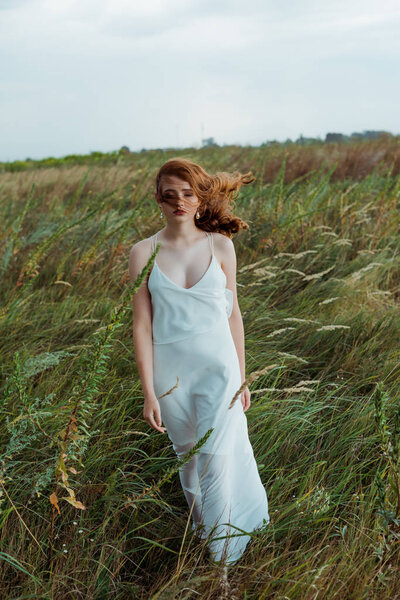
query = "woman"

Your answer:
(128, 158), (270, 565)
